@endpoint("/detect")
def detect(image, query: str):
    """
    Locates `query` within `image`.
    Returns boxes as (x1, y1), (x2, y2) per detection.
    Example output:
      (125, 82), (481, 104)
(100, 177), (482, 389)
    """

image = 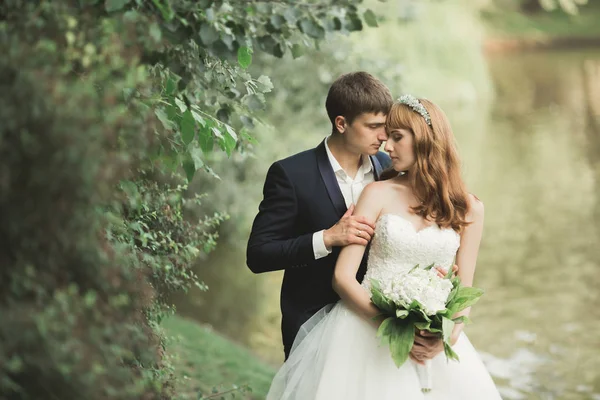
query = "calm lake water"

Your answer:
(176, 48), (600, 400)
